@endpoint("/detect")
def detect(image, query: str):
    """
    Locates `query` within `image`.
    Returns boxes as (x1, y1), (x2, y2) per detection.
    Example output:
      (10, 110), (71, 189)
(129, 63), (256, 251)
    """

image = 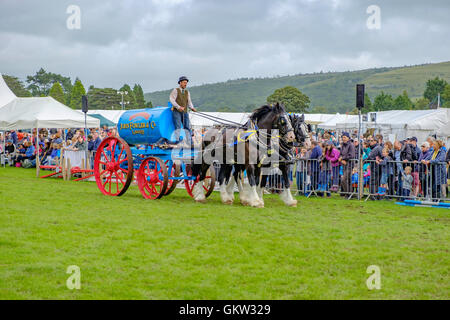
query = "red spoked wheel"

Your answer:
(165, 161), (180, 196)
(94, 136), (133, 196)
(137, 157), (168, 200)
(185, 166), (216, 199)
